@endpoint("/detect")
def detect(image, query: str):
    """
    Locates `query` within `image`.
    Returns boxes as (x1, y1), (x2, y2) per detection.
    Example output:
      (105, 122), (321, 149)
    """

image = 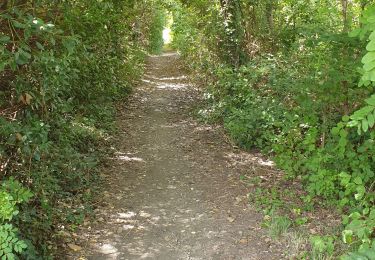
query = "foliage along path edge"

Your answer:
(67, 52), (289, 259)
